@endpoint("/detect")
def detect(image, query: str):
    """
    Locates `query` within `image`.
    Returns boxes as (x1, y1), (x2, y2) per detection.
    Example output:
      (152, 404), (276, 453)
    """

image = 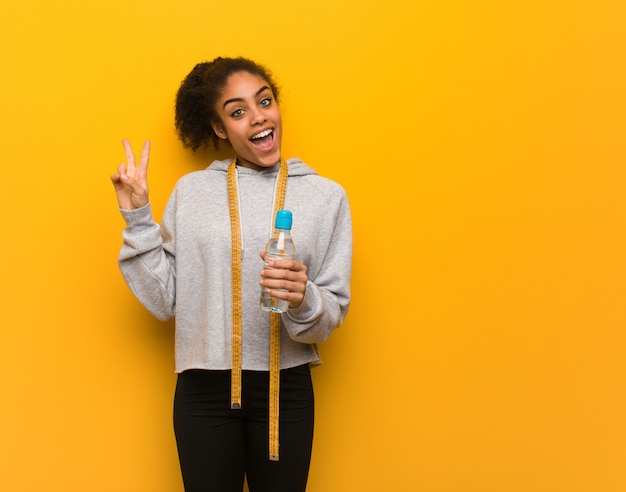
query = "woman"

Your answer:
(111, 57), (352, 492)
